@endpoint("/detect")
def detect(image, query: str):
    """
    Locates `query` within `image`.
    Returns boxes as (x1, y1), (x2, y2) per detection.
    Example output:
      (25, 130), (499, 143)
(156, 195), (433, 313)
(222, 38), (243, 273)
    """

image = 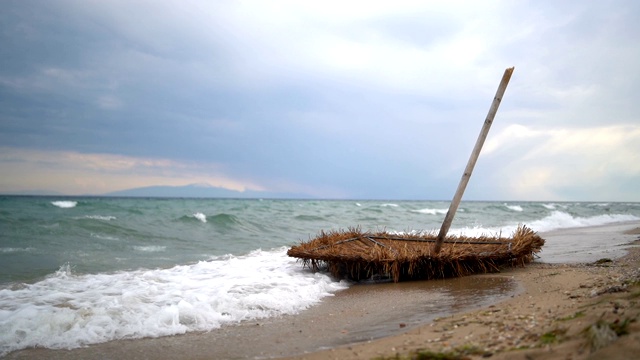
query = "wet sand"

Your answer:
(288, 222), (640, 360)
(5, 221), (640, 360)
(5, 275), (520, 359)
